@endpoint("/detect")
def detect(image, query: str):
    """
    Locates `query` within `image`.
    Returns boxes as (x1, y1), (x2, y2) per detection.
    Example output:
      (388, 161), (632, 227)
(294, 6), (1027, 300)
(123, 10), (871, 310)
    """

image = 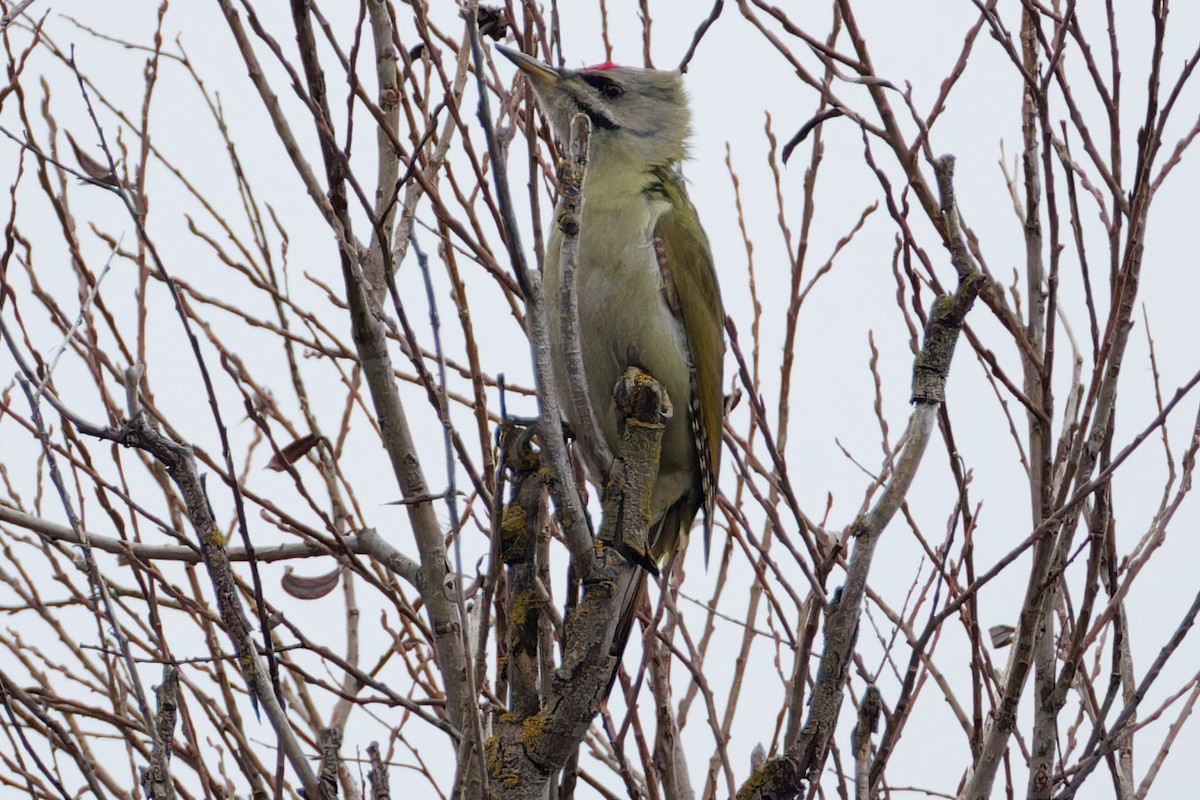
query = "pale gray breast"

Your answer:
(545, 194), (696, 521)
